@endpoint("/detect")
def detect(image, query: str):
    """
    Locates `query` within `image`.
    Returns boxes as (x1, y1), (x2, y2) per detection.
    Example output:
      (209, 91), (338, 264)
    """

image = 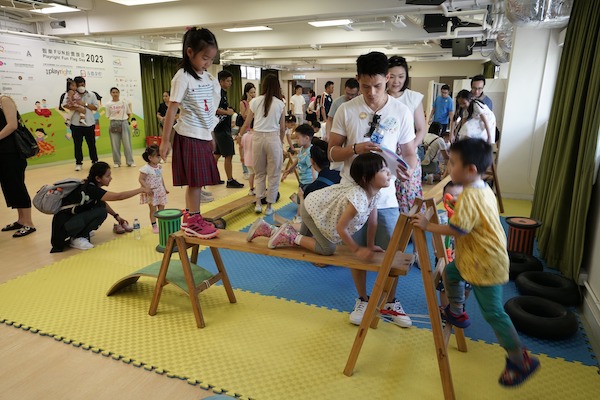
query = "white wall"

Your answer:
(498, 27), (562, 199)
(583, 183), (600, 349)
